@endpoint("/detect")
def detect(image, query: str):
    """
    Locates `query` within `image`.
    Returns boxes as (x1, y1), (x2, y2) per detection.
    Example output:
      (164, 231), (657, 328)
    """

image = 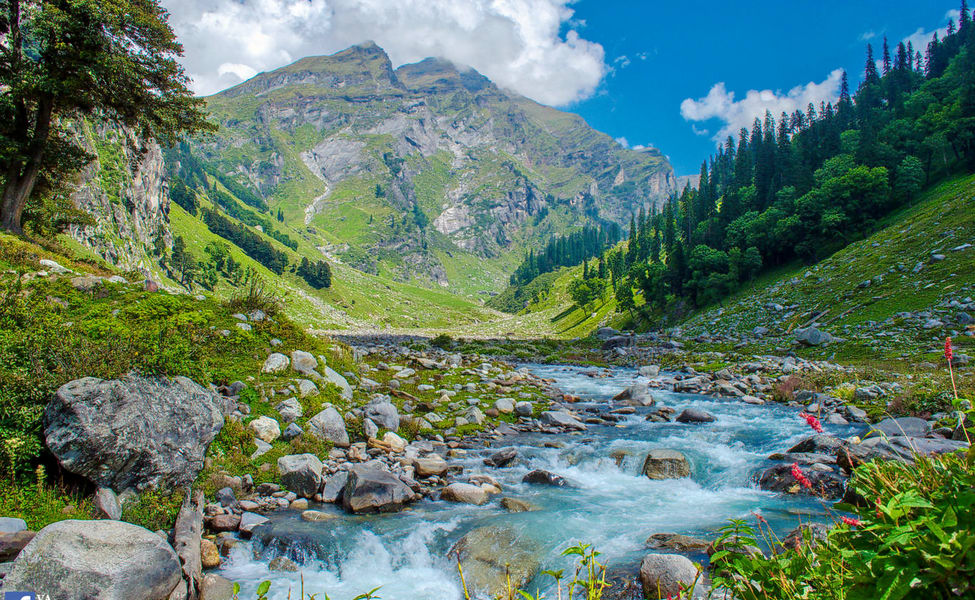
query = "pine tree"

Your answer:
(882, 37), (892, 75)
(864, 44), (880, 84)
